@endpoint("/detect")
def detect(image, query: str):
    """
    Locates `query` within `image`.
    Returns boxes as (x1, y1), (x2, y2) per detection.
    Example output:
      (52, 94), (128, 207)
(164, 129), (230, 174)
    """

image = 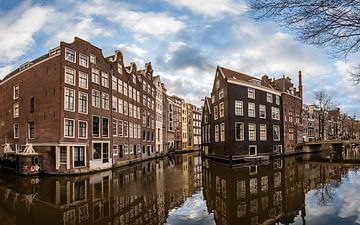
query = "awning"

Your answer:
(21, 143), (37, 155)
(3, 144), (14, 154)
